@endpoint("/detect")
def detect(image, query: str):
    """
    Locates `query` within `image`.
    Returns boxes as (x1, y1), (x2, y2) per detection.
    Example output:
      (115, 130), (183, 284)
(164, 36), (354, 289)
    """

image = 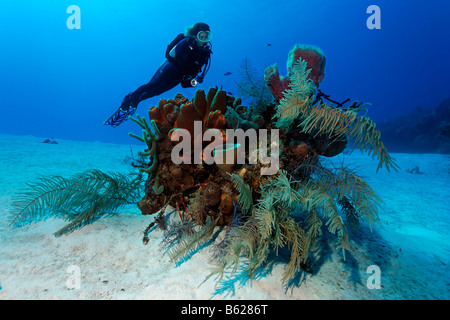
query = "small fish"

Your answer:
(224, 72), (232, 76)
(227, 91), (233, 95)
(267, 43), (272, 47)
